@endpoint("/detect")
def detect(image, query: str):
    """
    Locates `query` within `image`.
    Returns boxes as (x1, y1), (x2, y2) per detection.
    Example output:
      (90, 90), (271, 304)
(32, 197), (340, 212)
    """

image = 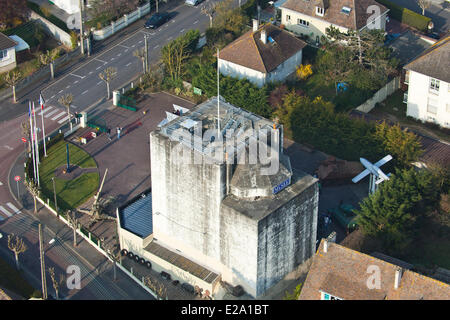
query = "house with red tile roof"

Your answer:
(280, 0), (389, 44)
(299, 239), (450, 300)
(218, 20), (306, 87)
